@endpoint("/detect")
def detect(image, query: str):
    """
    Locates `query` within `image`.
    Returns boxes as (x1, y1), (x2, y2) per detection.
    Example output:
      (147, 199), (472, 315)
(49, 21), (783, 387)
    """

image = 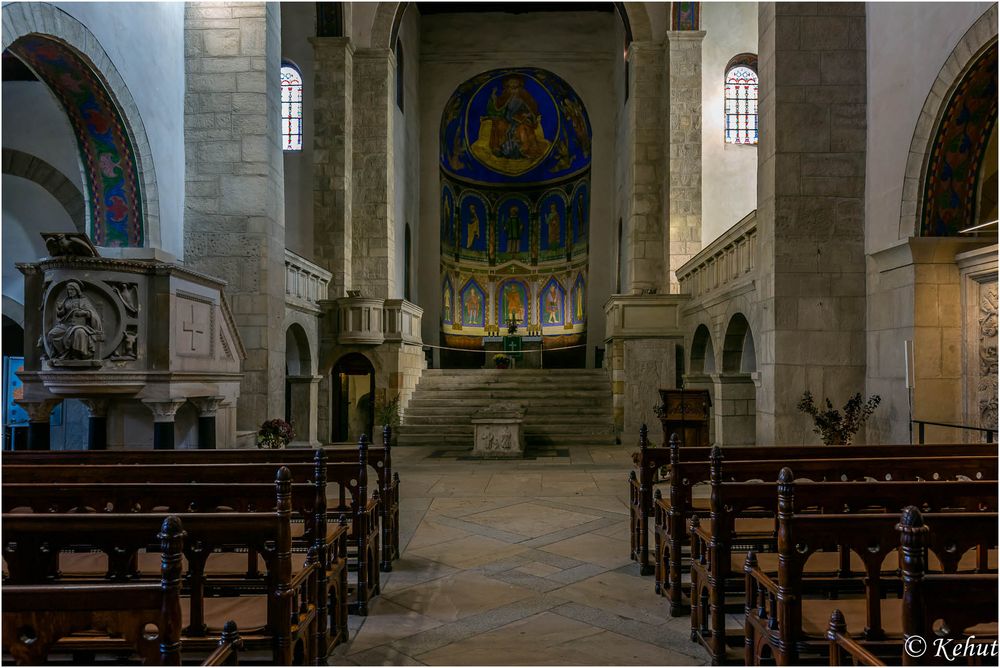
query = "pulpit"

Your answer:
(655, 388), (711, 446)
(15, 233), (245, 450)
